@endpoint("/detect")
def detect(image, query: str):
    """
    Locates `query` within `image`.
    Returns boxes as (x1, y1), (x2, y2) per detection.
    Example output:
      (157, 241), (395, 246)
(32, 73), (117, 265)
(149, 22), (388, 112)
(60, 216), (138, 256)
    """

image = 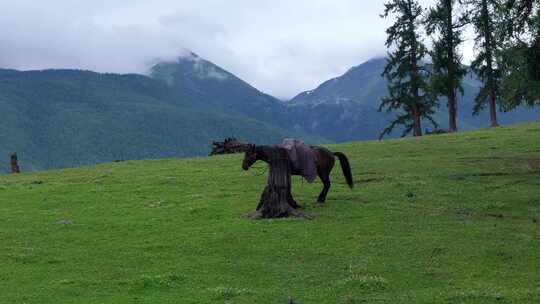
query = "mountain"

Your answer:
(288, 58), (393, 141)
(0, 68), (300, 172)
(289, 58), (540, 140)
(1, 53), (539, 173)
(150, 52), (292, 128)
(291, 58), (389, 107)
